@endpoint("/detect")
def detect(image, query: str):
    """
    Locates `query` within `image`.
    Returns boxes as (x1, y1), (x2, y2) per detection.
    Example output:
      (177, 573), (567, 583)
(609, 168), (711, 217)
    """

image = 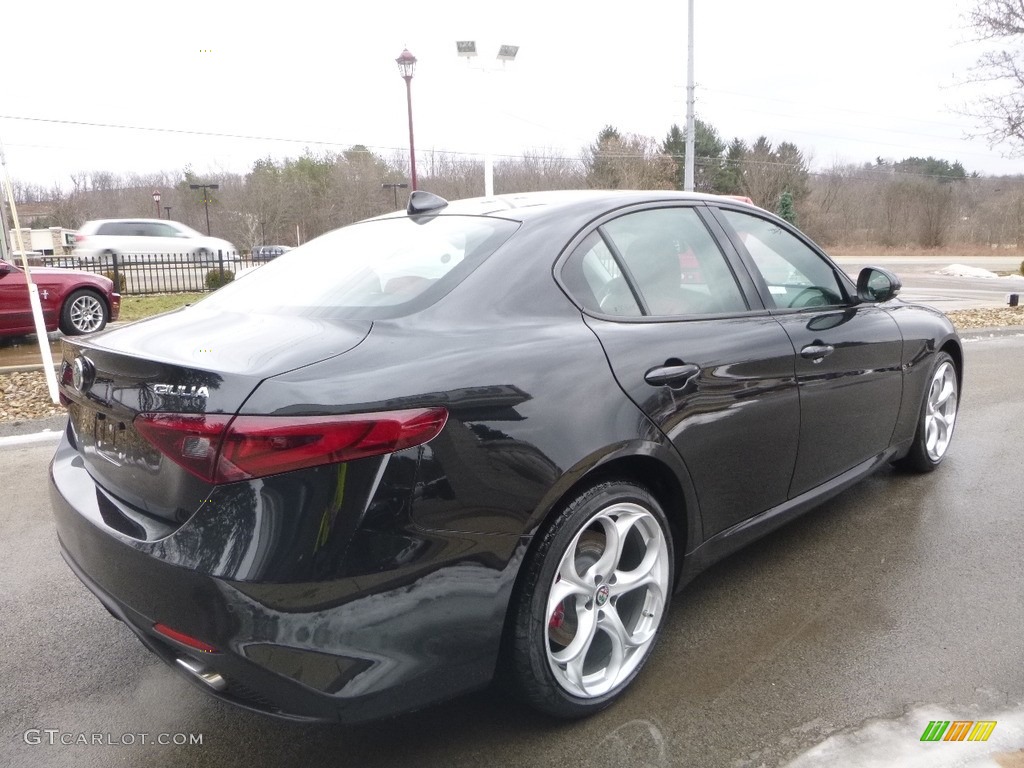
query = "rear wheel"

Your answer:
(59, 290), (108, 335)
(506, 480), (673, 718)
(896, 351), (958, 472)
